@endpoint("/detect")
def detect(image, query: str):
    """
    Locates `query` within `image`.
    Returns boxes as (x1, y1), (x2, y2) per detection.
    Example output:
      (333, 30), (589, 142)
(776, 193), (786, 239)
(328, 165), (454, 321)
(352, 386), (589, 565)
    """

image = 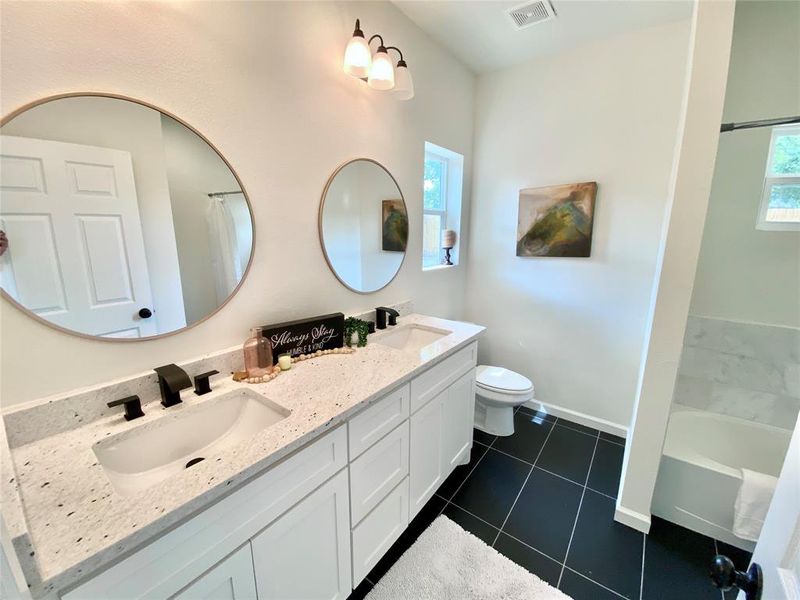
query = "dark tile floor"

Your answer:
(348, 407), (753, 599)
